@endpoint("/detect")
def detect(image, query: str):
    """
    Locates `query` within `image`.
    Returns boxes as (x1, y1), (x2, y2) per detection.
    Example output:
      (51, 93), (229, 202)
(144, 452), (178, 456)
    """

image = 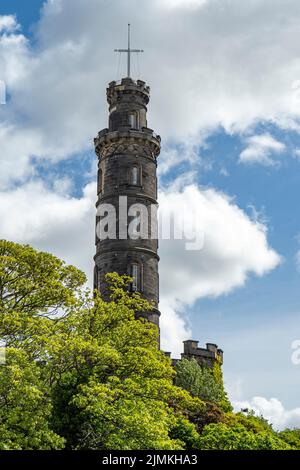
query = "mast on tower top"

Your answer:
(114, 24), (144, 78)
